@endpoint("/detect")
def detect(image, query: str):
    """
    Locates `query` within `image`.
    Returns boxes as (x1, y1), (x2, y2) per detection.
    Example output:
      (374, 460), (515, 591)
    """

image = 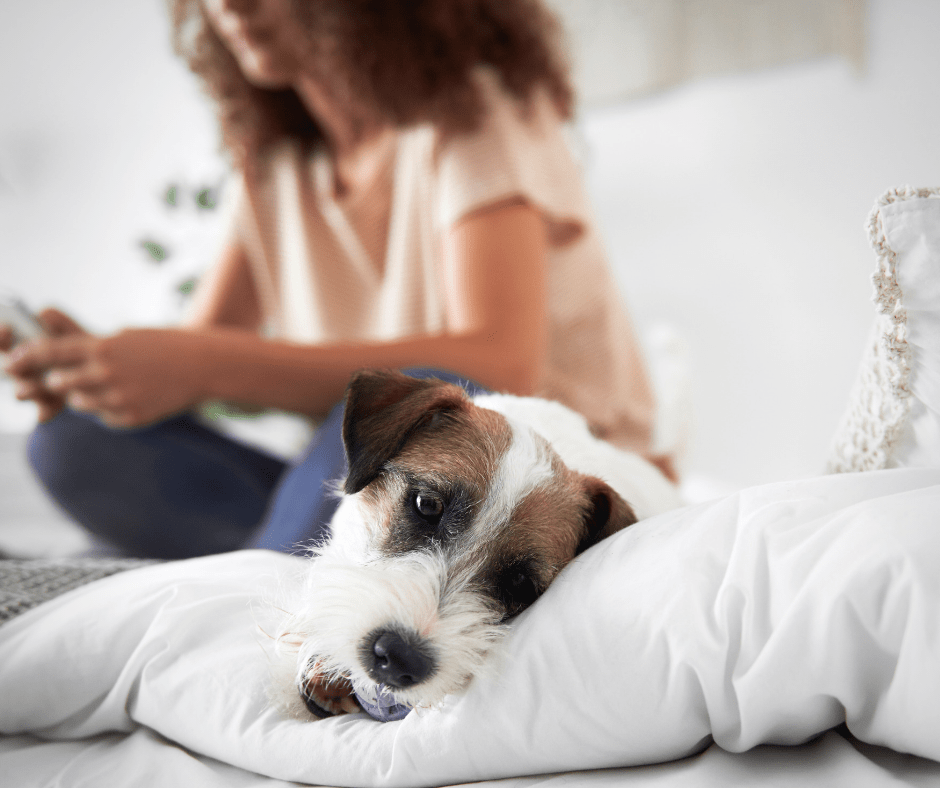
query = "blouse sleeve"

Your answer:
(434, 69), (591, 247)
